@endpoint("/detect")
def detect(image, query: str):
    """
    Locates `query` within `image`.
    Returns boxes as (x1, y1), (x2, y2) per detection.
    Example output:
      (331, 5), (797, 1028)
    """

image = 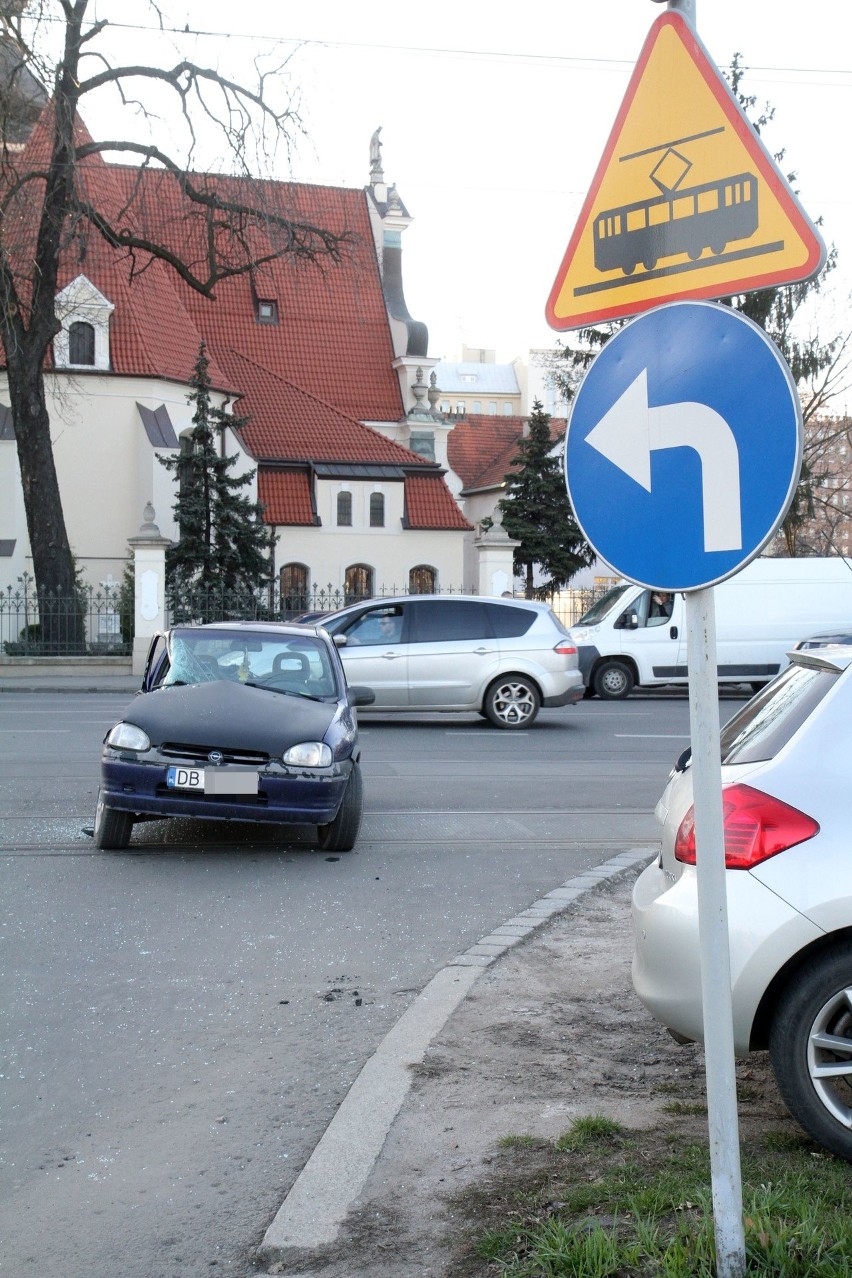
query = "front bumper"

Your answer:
(100, 752), (354, 827)
(575, 644), (600, 686)
(631, 859), (824, 1053)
